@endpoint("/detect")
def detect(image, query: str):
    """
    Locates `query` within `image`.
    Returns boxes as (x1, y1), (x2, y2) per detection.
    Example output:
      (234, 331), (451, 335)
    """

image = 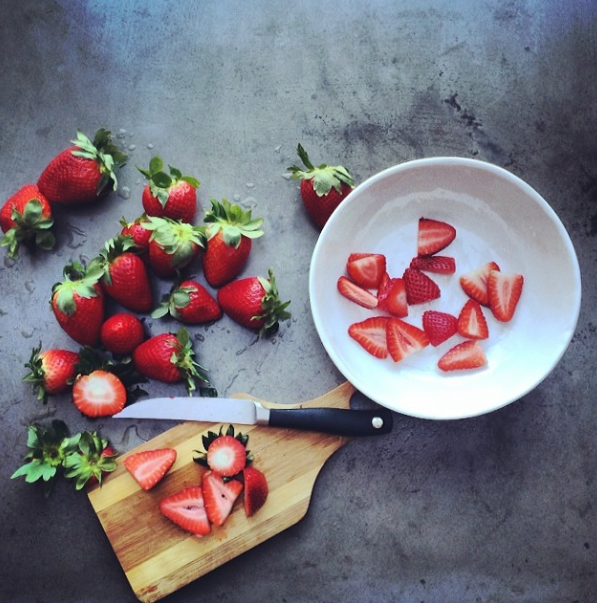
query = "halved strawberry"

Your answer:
(123, 448), (177, 491)
(377, 277), (408, 317)
(160, 486), (211, 536)
(337, 276), (378, 309)
(409, 255), (456, 275)
(386, 318), (429, 363)
(457, 299), (489, 340)
(72, 370), (126, 417)
(206, 435), (247, 478)
(422, 310), (458, 346)
(346, 253), (386, 289)
(243, 466), (269, 517)
(202, 471), (244, 527)
(438, 340), (487, 372)
(487, 270), (524, 322)
(459, 261), (500, 306)
(348, 316), (390, 359)
(417, 218), (456, 256)
(403, 268), (441, 305)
